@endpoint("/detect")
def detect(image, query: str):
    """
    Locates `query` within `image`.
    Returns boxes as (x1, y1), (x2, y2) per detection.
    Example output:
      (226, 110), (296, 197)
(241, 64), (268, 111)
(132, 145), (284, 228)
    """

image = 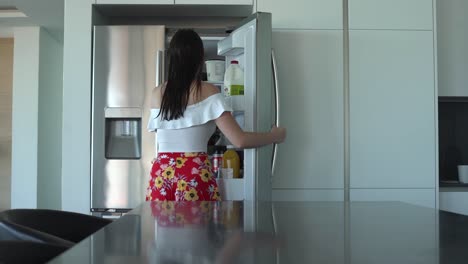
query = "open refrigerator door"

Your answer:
(216, 12), (273, 203)
(216, 13), (274, 233)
